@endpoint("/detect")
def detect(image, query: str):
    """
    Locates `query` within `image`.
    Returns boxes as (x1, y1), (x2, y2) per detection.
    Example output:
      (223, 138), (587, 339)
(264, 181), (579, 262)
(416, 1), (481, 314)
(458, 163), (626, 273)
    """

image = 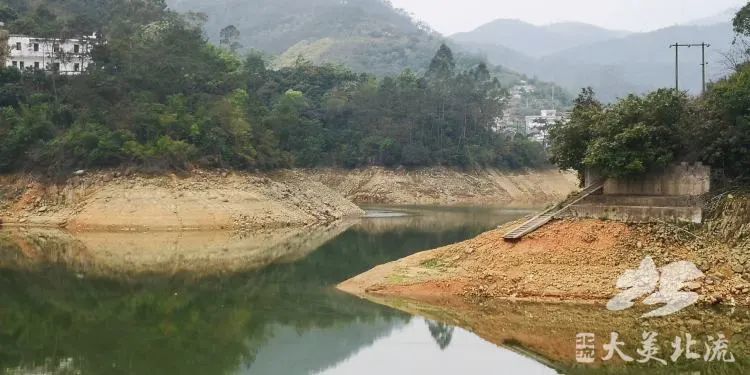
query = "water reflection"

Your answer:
(0, 221), (355, 277)
(427, 321), (455, 350)
(3, 205), (745, 374)
(364, 295), (750, 374)
(0, 206), (531, 374)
